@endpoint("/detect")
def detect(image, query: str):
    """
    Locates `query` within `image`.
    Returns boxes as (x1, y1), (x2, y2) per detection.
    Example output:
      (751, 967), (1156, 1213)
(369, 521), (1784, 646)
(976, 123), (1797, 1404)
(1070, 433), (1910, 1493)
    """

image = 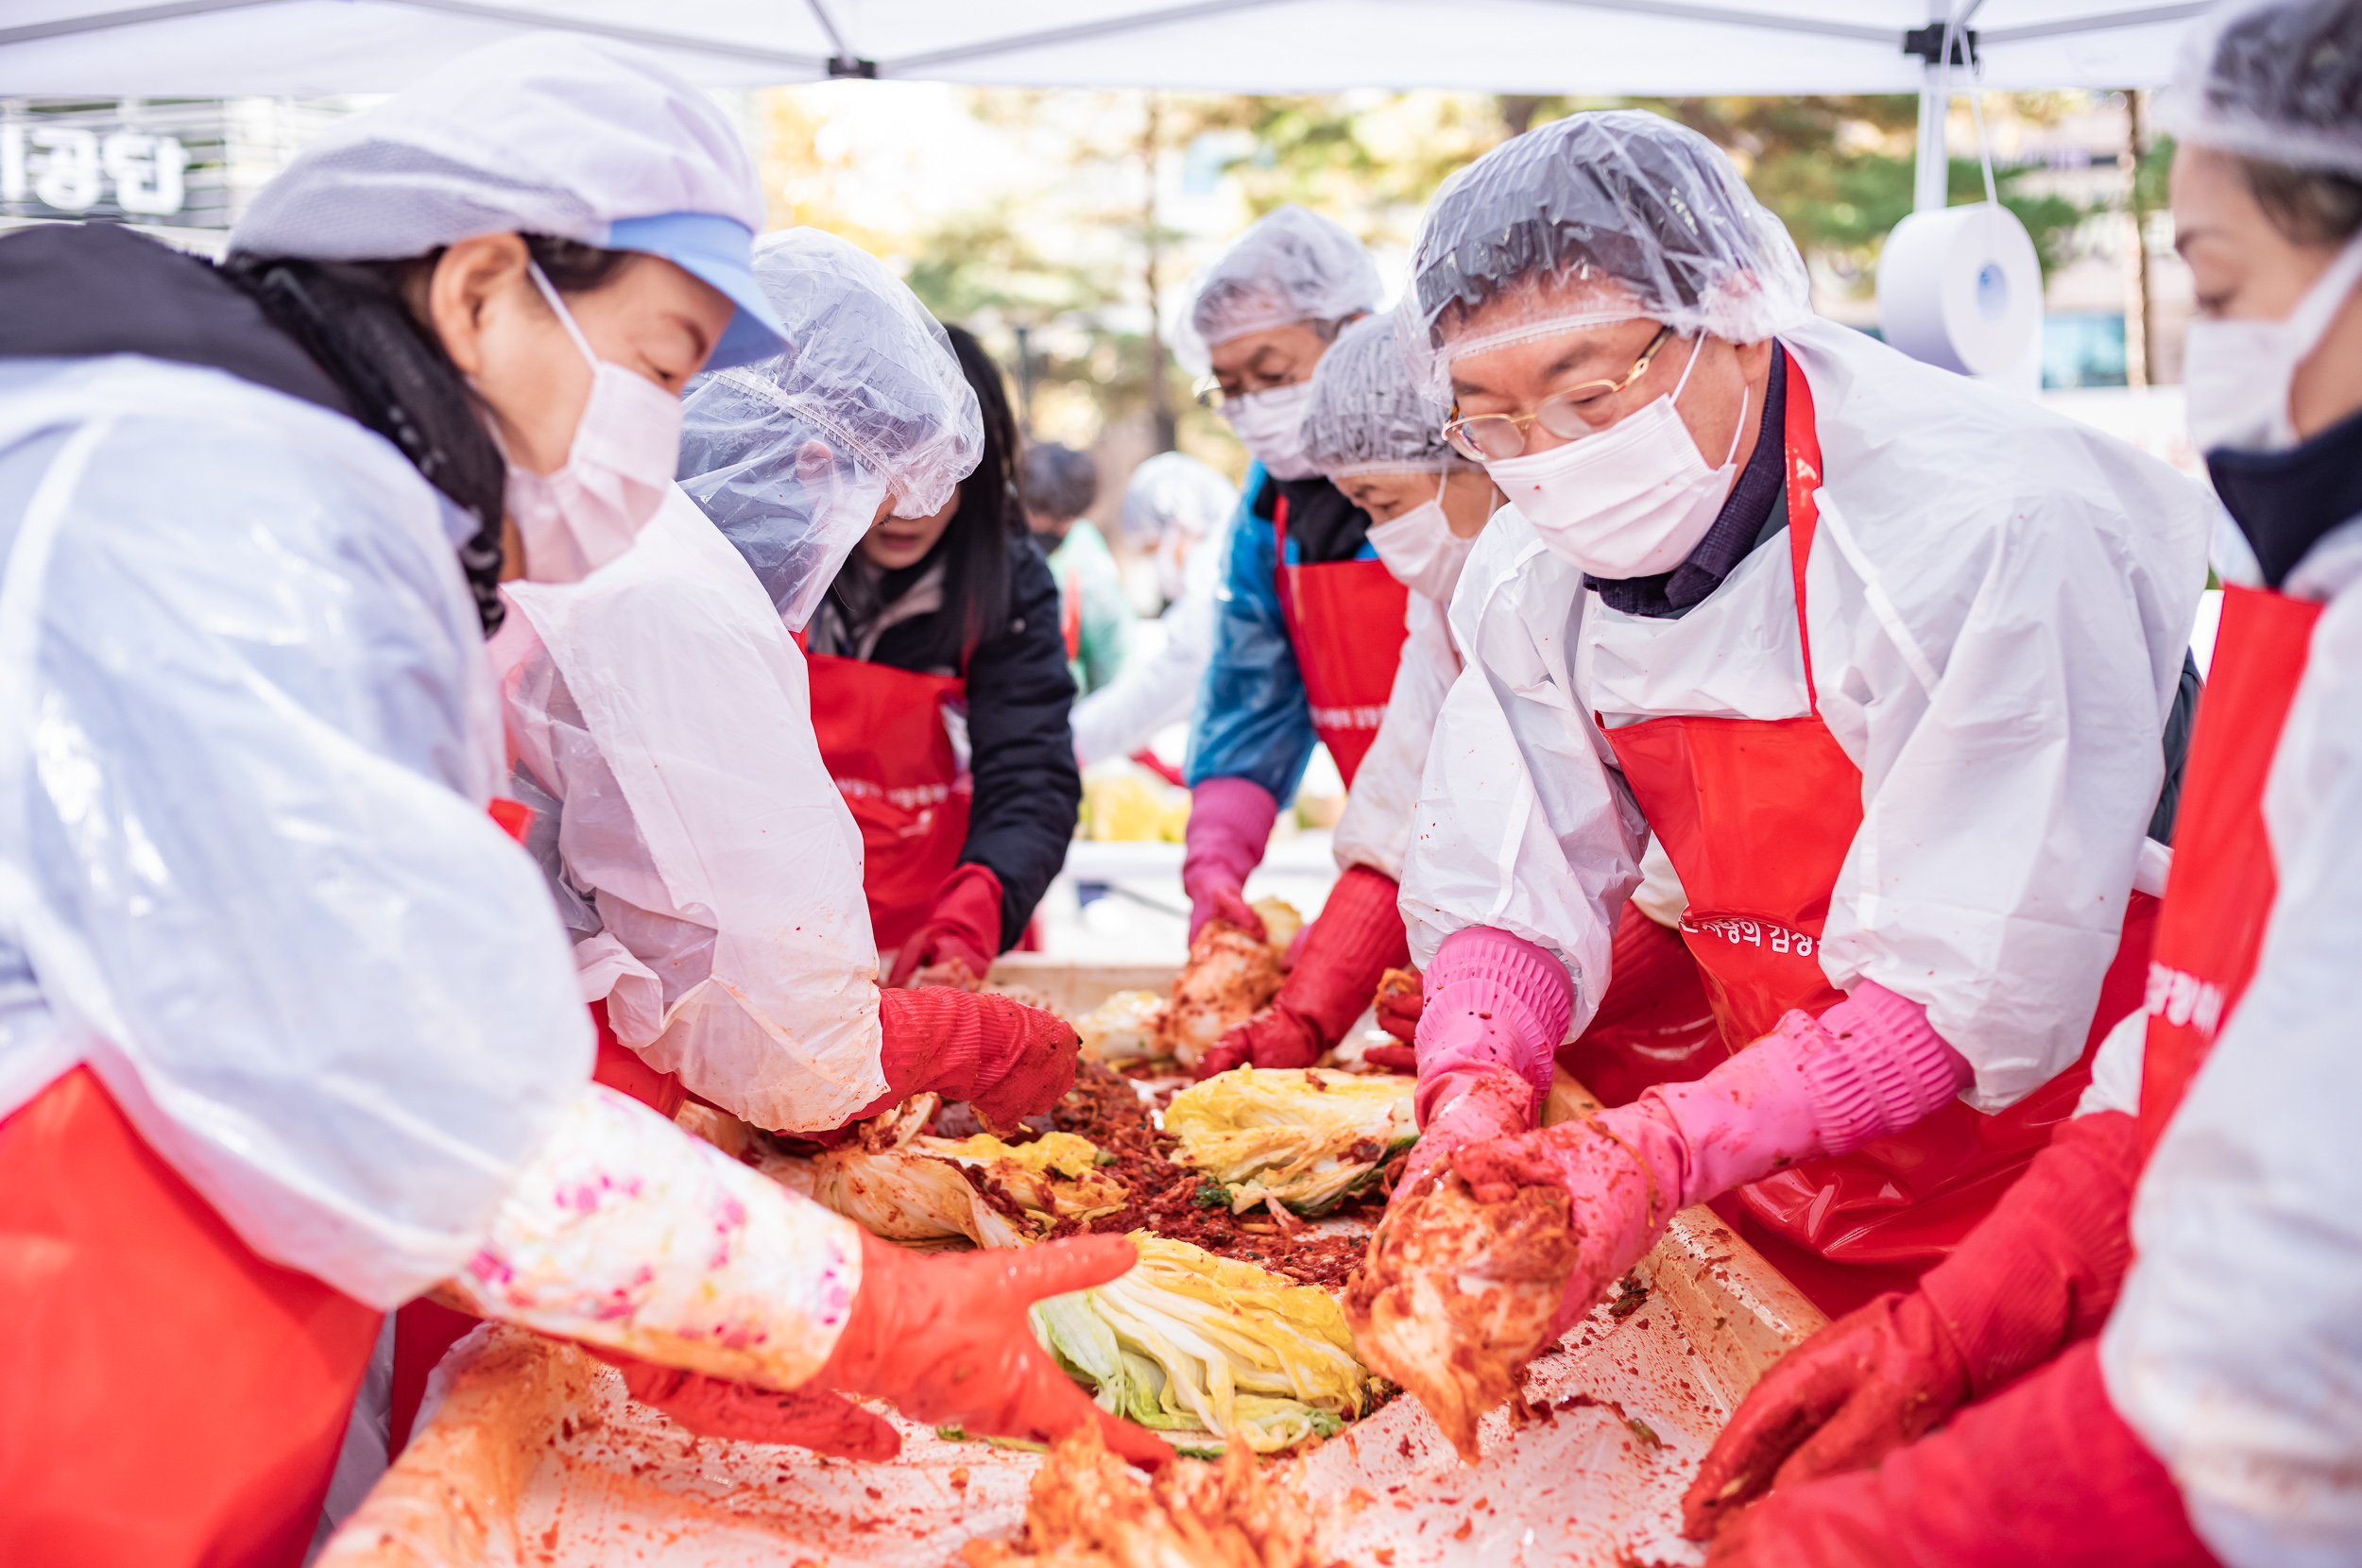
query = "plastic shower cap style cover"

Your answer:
(2158, 0), (2362, 180)
(1120, 451), (1241, 543)
(676, 228), (983, 632)
(1398, 109), (1811, 402)
(1171, 203), (1383, 376)
(228, 33), (786, 366)
(1303, 311), (1451, 476)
